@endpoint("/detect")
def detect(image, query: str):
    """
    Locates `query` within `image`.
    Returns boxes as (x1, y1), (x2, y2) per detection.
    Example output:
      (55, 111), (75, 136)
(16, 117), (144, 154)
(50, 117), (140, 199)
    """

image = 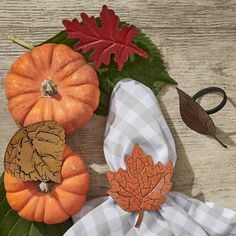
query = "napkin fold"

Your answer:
(65, 79), (236, 236)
